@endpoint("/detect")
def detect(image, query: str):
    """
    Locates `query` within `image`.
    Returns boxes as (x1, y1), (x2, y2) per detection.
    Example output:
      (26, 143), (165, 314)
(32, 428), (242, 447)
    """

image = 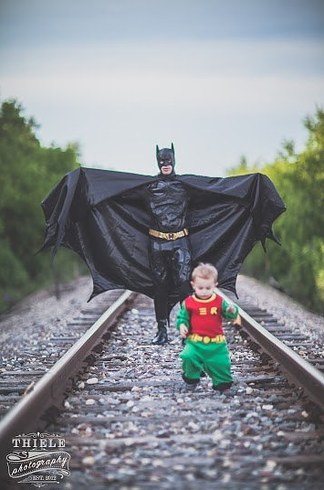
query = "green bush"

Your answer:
(0, 239), (29, 310)
(0, 99), (82, 313)
(231, 108), (324, 314)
